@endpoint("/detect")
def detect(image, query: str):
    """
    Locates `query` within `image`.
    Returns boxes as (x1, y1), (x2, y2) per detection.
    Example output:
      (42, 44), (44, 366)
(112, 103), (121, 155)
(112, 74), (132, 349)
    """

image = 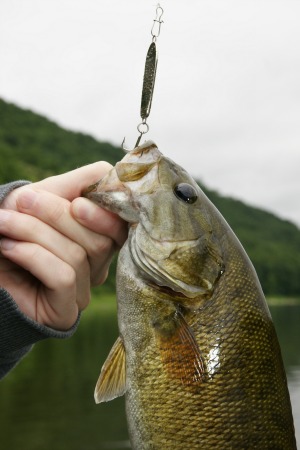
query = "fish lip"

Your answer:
(131, 140), (158, 155)
(82, 182), (99, 197)
(84, 190), (127, 214)
(83, 173), (127, 200)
